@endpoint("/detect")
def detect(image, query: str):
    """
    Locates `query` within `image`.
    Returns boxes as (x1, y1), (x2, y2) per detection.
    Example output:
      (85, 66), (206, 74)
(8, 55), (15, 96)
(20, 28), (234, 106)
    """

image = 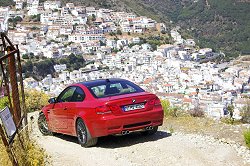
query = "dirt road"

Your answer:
(30, 112), (249, 166)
